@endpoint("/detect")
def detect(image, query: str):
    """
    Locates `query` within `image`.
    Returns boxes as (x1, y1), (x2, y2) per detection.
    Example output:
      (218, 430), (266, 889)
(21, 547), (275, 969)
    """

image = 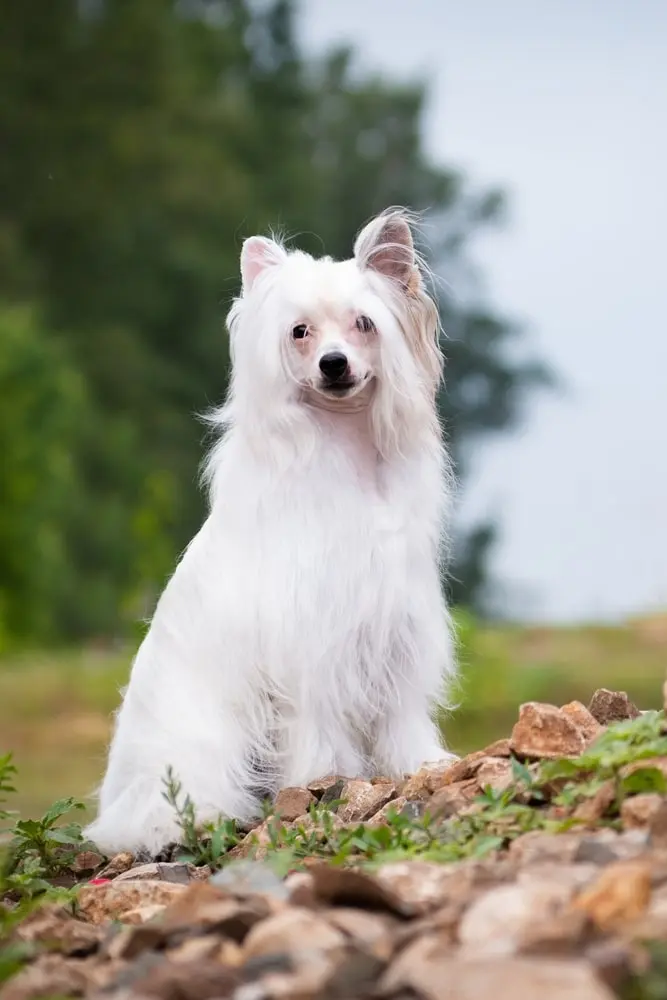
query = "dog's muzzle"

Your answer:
(318, 351), (356, 393)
